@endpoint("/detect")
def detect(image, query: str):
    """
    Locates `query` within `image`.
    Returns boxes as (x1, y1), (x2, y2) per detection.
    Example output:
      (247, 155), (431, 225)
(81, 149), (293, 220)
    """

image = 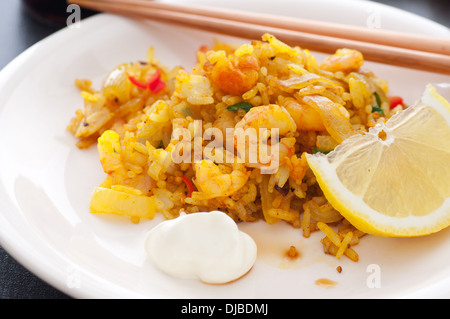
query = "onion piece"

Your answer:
(301, 95), (356, 143)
